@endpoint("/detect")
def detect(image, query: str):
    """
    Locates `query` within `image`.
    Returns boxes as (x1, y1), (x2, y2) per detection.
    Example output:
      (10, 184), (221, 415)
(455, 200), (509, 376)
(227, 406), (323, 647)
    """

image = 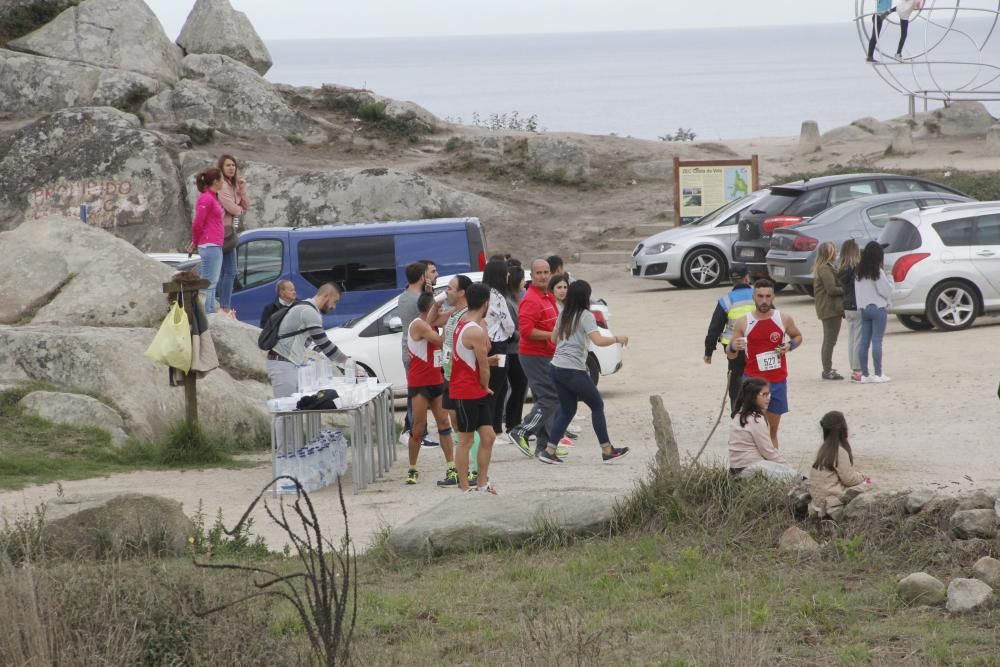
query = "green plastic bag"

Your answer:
(144, 302), (192, 372)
